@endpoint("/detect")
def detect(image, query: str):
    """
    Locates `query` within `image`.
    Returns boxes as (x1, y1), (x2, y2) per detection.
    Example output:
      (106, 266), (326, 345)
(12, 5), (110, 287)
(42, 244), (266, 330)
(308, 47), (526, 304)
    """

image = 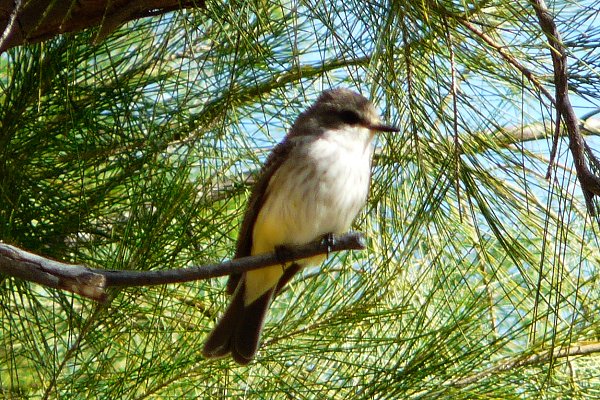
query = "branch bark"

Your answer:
(0, 232), (366, 302)
(530, 0), (600, 215)
(0, 0), (205, 53)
